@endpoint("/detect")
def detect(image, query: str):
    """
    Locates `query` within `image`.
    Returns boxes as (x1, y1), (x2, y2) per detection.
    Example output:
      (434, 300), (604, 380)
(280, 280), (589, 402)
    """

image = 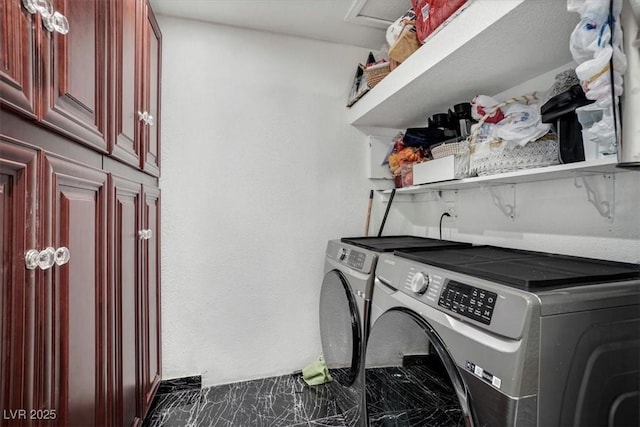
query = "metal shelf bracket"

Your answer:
(481, 184), (516, 221)
(574, 173), (615, 222)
